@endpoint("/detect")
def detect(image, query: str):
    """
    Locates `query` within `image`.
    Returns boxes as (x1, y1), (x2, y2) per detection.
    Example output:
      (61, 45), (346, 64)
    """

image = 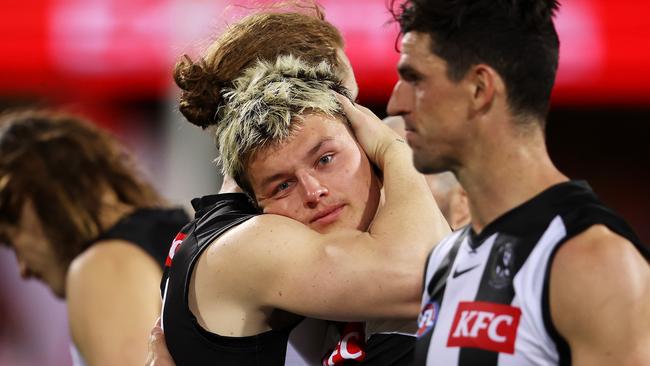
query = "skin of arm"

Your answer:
(149, 101), (451, 363)
(198, 100), (449, 324)
(66, 240), (163, 366)
(550, 225), (650, 366)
